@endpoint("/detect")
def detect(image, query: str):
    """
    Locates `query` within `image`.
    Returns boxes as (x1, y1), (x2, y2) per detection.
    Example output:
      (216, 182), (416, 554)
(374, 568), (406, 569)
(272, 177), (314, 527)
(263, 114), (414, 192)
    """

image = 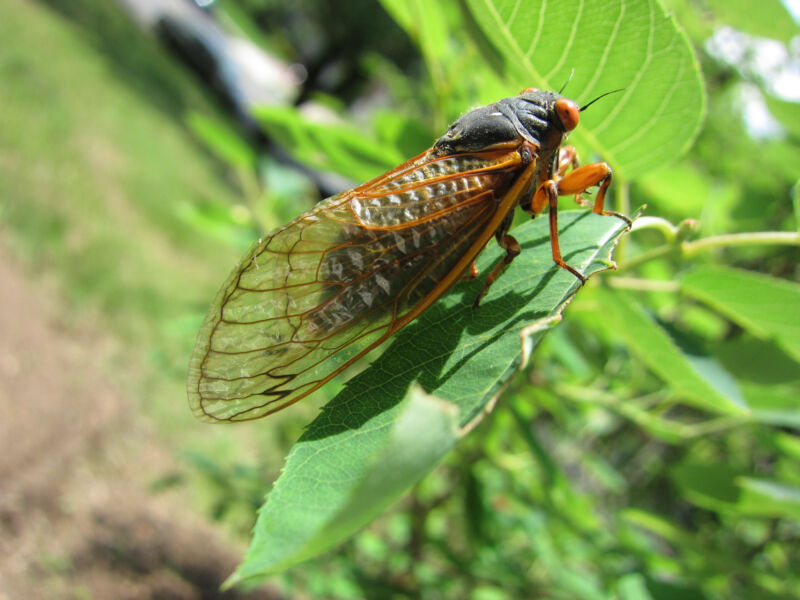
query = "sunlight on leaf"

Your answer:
(681, 266), (800, 362)
(465, 0), (705, 177)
